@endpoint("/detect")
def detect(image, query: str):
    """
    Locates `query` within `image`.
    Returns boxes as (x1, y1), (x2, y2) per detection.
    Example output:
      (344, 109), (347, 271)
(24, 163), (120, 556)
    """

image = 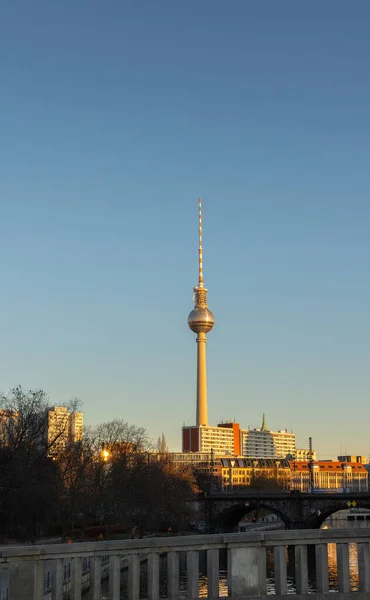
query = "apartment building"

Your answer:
(182, 422), (240, 455)
(240, 415), (296, 458)
(47, 406), (83, 454)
